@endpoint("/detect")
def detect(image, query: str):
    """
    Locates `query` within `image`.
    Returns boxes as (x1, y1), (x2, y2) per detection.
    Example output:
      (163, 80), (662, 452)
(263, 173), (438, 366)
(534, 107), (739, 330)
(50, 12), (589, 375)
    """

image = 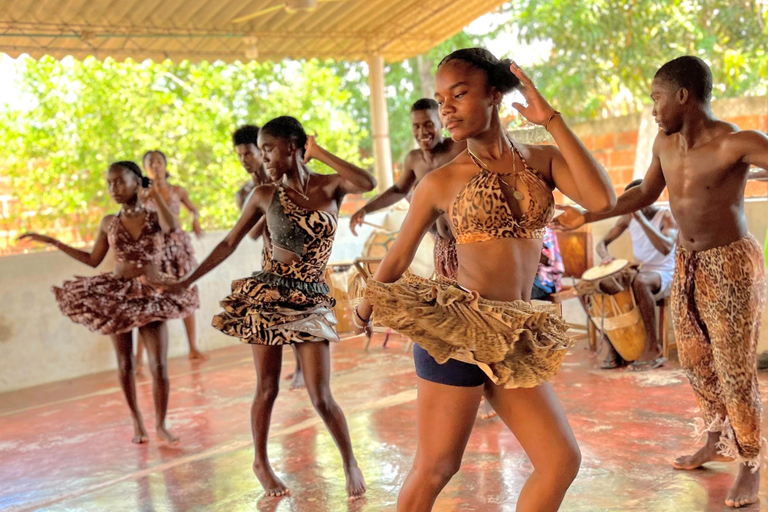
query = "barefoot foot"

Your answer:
(253, 461), (290, 497)
(290, 370), (305, 391)
(477, 399), (497, 421)
(725, 465), (759, 508)
(344, 464), (366, 501)
(188, 349), (209, 361)
(132, 422), (149, 444)
(673, 442), (733, 470)
(156, 426), (180, 446)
